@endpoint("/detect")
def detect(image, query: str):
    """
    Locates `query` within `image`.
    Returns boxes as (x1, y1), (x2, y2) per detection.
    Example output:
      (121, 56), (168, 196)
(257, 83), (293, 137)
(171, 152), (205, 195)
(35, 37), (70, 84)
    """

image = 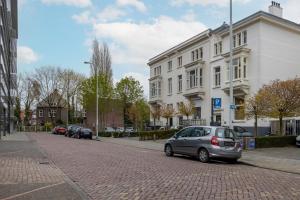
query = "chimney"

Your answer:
(269, 1), (283, 18)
